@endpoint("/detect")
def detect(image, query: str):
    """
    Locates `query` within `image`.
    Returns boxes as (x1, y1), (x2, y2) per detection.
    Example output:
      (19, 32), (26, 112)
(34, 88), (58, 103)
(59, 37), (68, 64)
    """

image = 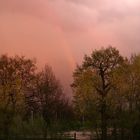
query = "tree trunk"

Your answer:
(101, 100), (107, 140)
